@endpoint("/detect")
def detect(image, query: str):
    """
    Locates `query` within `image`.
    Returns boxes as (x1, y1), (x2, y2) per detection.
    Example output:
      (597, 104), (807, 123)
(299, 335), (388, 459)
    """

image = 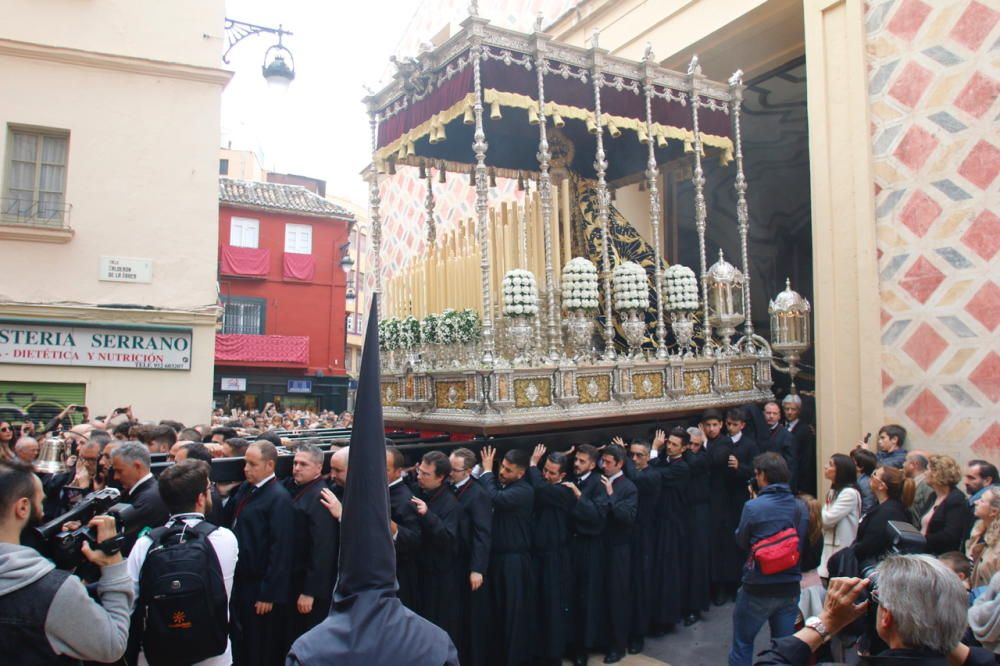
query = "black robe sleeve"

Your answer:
(302, 490), (337, 600)
(259, 486), (295, 603)
(480, 472), (534, 510)
(467, 484), (493, 575)
(419, 494), (458, 552)
(608, 479), (638, 526)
